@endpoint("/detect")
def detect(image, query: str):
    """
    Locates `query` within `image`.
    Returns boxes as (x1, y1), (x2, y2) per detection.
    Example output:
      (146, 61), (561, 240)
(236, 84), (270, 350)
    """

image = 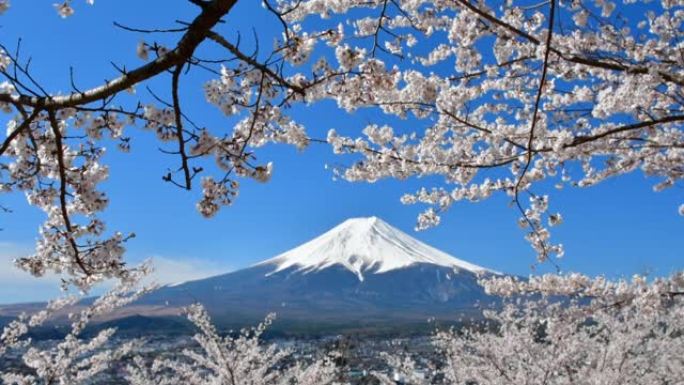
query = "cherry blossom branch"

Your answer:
(371, 0), (391, 57)
(205, 30), (306, 95)
(511, 0), (556, 263)
(311, 138), (517, 170)
(47, 109), (91, 276)
(0, 0), (239, 109)
(263, 0), (296, 41)
(564, 115), (684, 149)
(454, 0), (684, 86)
